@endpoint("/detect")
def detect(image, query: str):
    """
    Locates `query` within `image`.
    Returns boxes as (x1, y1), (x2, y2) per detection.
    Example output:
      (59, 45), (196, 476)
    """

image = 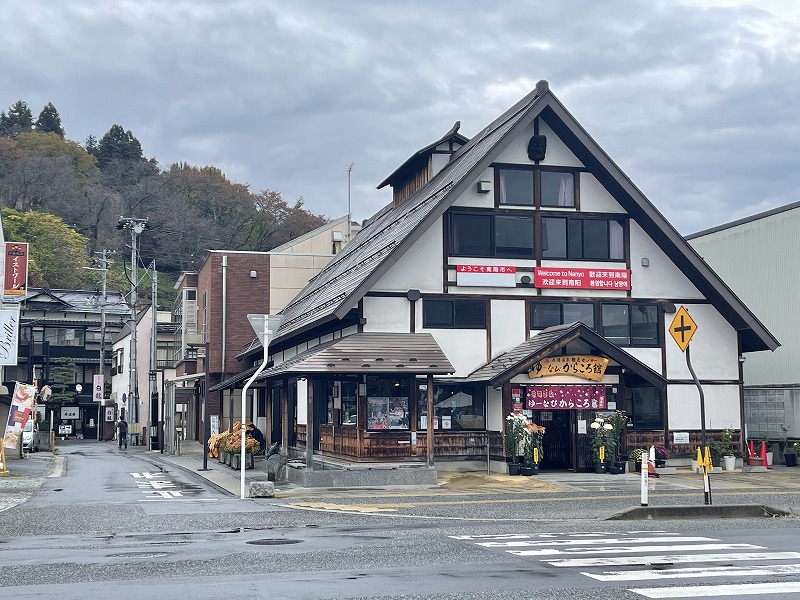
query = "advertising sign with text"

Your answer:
(526, 385), (607, 410)
(3, 242), (29, 296)
(0, 306), (20, 365)
(534, 267), (630, 290)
